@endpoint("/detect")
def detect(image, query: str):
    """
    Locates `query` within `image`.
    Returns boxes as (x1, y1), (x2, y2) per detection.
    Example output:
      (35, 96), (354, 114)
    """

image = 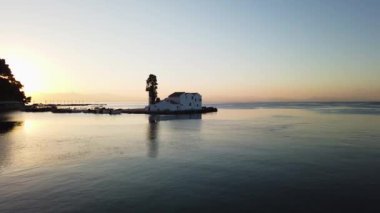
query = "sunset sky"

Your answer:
(1, 0), (379, 103)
